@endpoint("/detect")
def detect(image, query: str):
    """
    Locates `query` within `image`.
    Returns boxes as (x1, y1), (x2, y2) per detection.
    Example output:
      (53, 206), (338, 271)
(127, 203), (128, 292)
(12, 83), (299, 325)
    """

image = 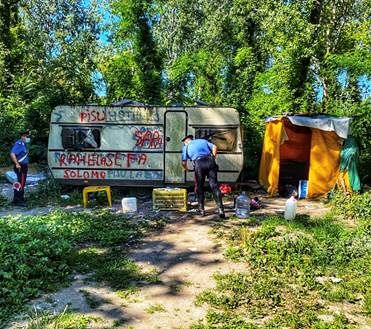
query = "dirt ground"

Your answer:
(6, 195), (331, 329)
